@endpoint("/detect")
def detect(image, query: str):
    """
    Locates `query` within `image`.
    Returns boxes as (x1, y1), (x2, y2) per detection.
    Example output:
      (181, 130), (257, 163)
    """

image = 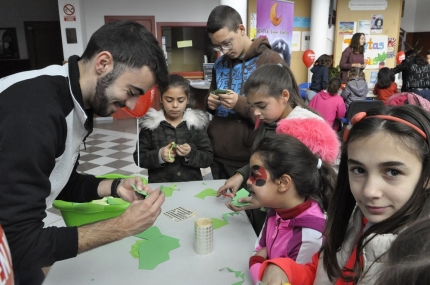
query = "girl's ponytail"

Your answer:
(315, 160), (337, 211)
